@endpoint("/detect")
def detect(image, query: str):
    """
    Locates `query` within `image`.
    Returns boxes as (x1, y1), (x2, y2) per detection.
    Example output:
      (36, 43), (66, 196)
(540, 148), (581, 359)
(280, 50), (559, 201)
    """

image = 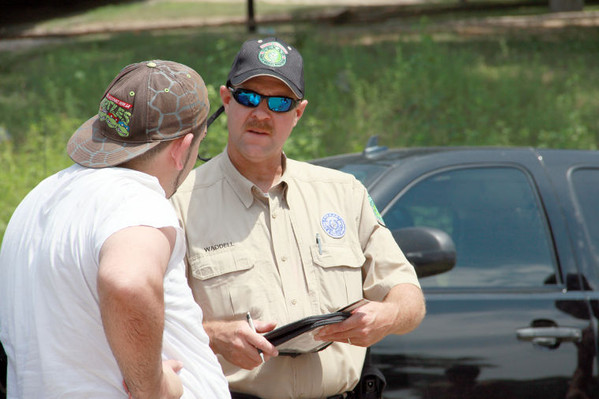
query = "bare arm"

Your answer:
(98, 225), (183, 399)
(315, 283), (426, 347)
